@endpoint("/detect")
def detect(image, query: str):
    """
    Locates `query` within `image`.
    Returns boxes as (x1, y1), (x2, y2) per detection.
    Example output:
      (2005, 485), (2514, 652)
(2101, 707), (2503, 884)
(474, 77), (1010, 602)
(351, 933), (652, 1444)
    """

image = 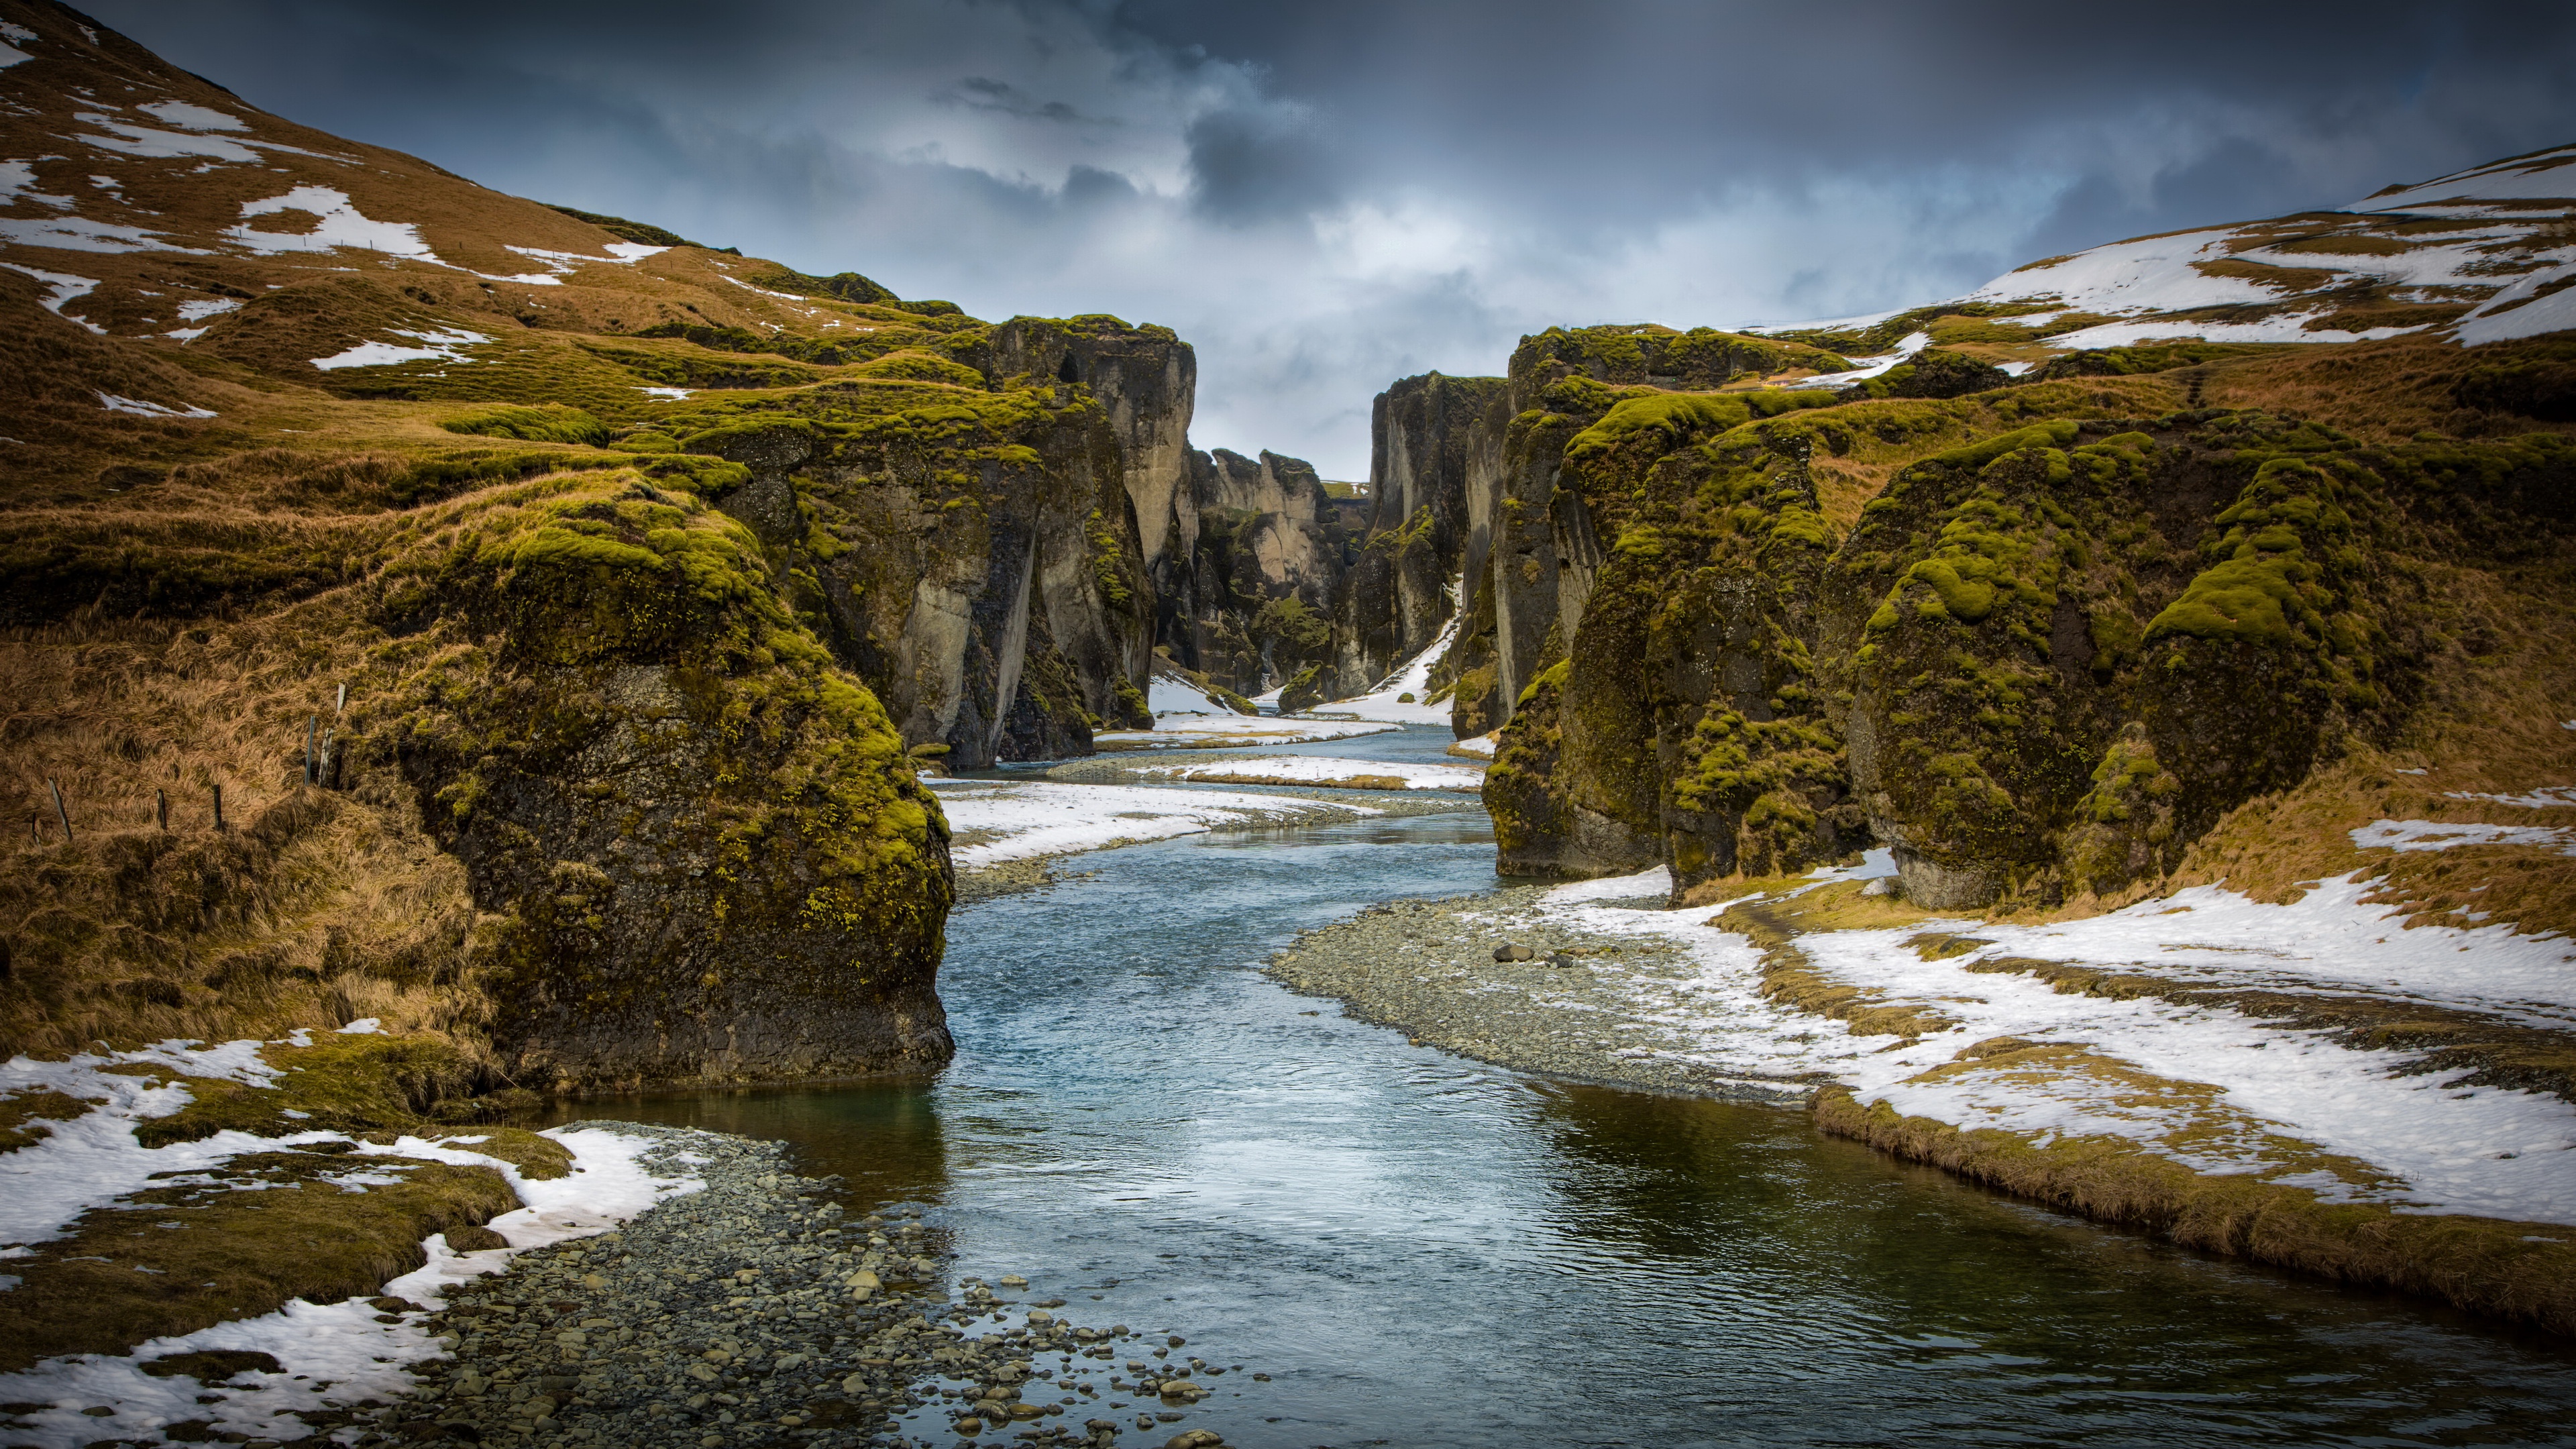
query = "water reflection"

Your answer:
(553, 731), (2576, 1447)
